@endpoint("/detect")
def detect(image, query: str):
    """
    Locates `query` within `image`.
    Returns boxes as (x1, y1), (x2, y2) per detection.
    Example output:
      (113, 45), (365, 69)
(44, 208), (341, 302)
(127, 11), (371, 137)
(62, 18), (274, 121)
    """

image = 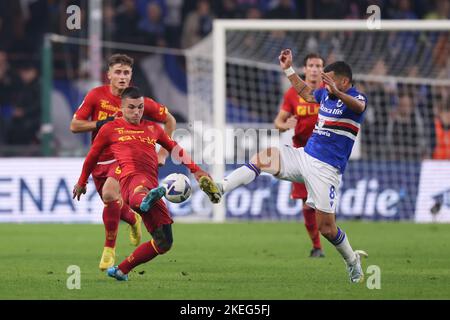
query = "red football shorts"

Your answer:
(291, 181), (308, 199)
(92, 161), (121, 196)
(120, 173), (173, 233)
